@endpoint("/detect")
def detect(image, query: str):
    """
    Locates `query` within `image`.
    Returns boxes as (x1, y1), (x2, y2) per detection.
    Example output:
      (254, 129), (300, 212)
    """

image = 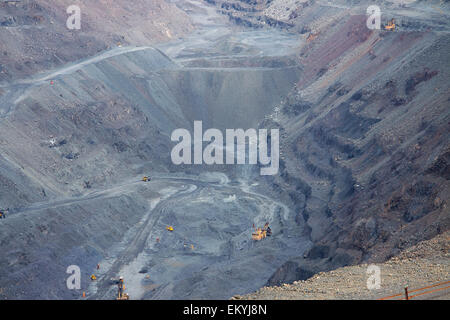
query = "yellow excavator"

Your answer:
(385, 19), (396, 31)
(252, 228), (267, 241)
(142, 176), (150, 182)
(166, 226), (174, 232)
(251, 222), (272, 241)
